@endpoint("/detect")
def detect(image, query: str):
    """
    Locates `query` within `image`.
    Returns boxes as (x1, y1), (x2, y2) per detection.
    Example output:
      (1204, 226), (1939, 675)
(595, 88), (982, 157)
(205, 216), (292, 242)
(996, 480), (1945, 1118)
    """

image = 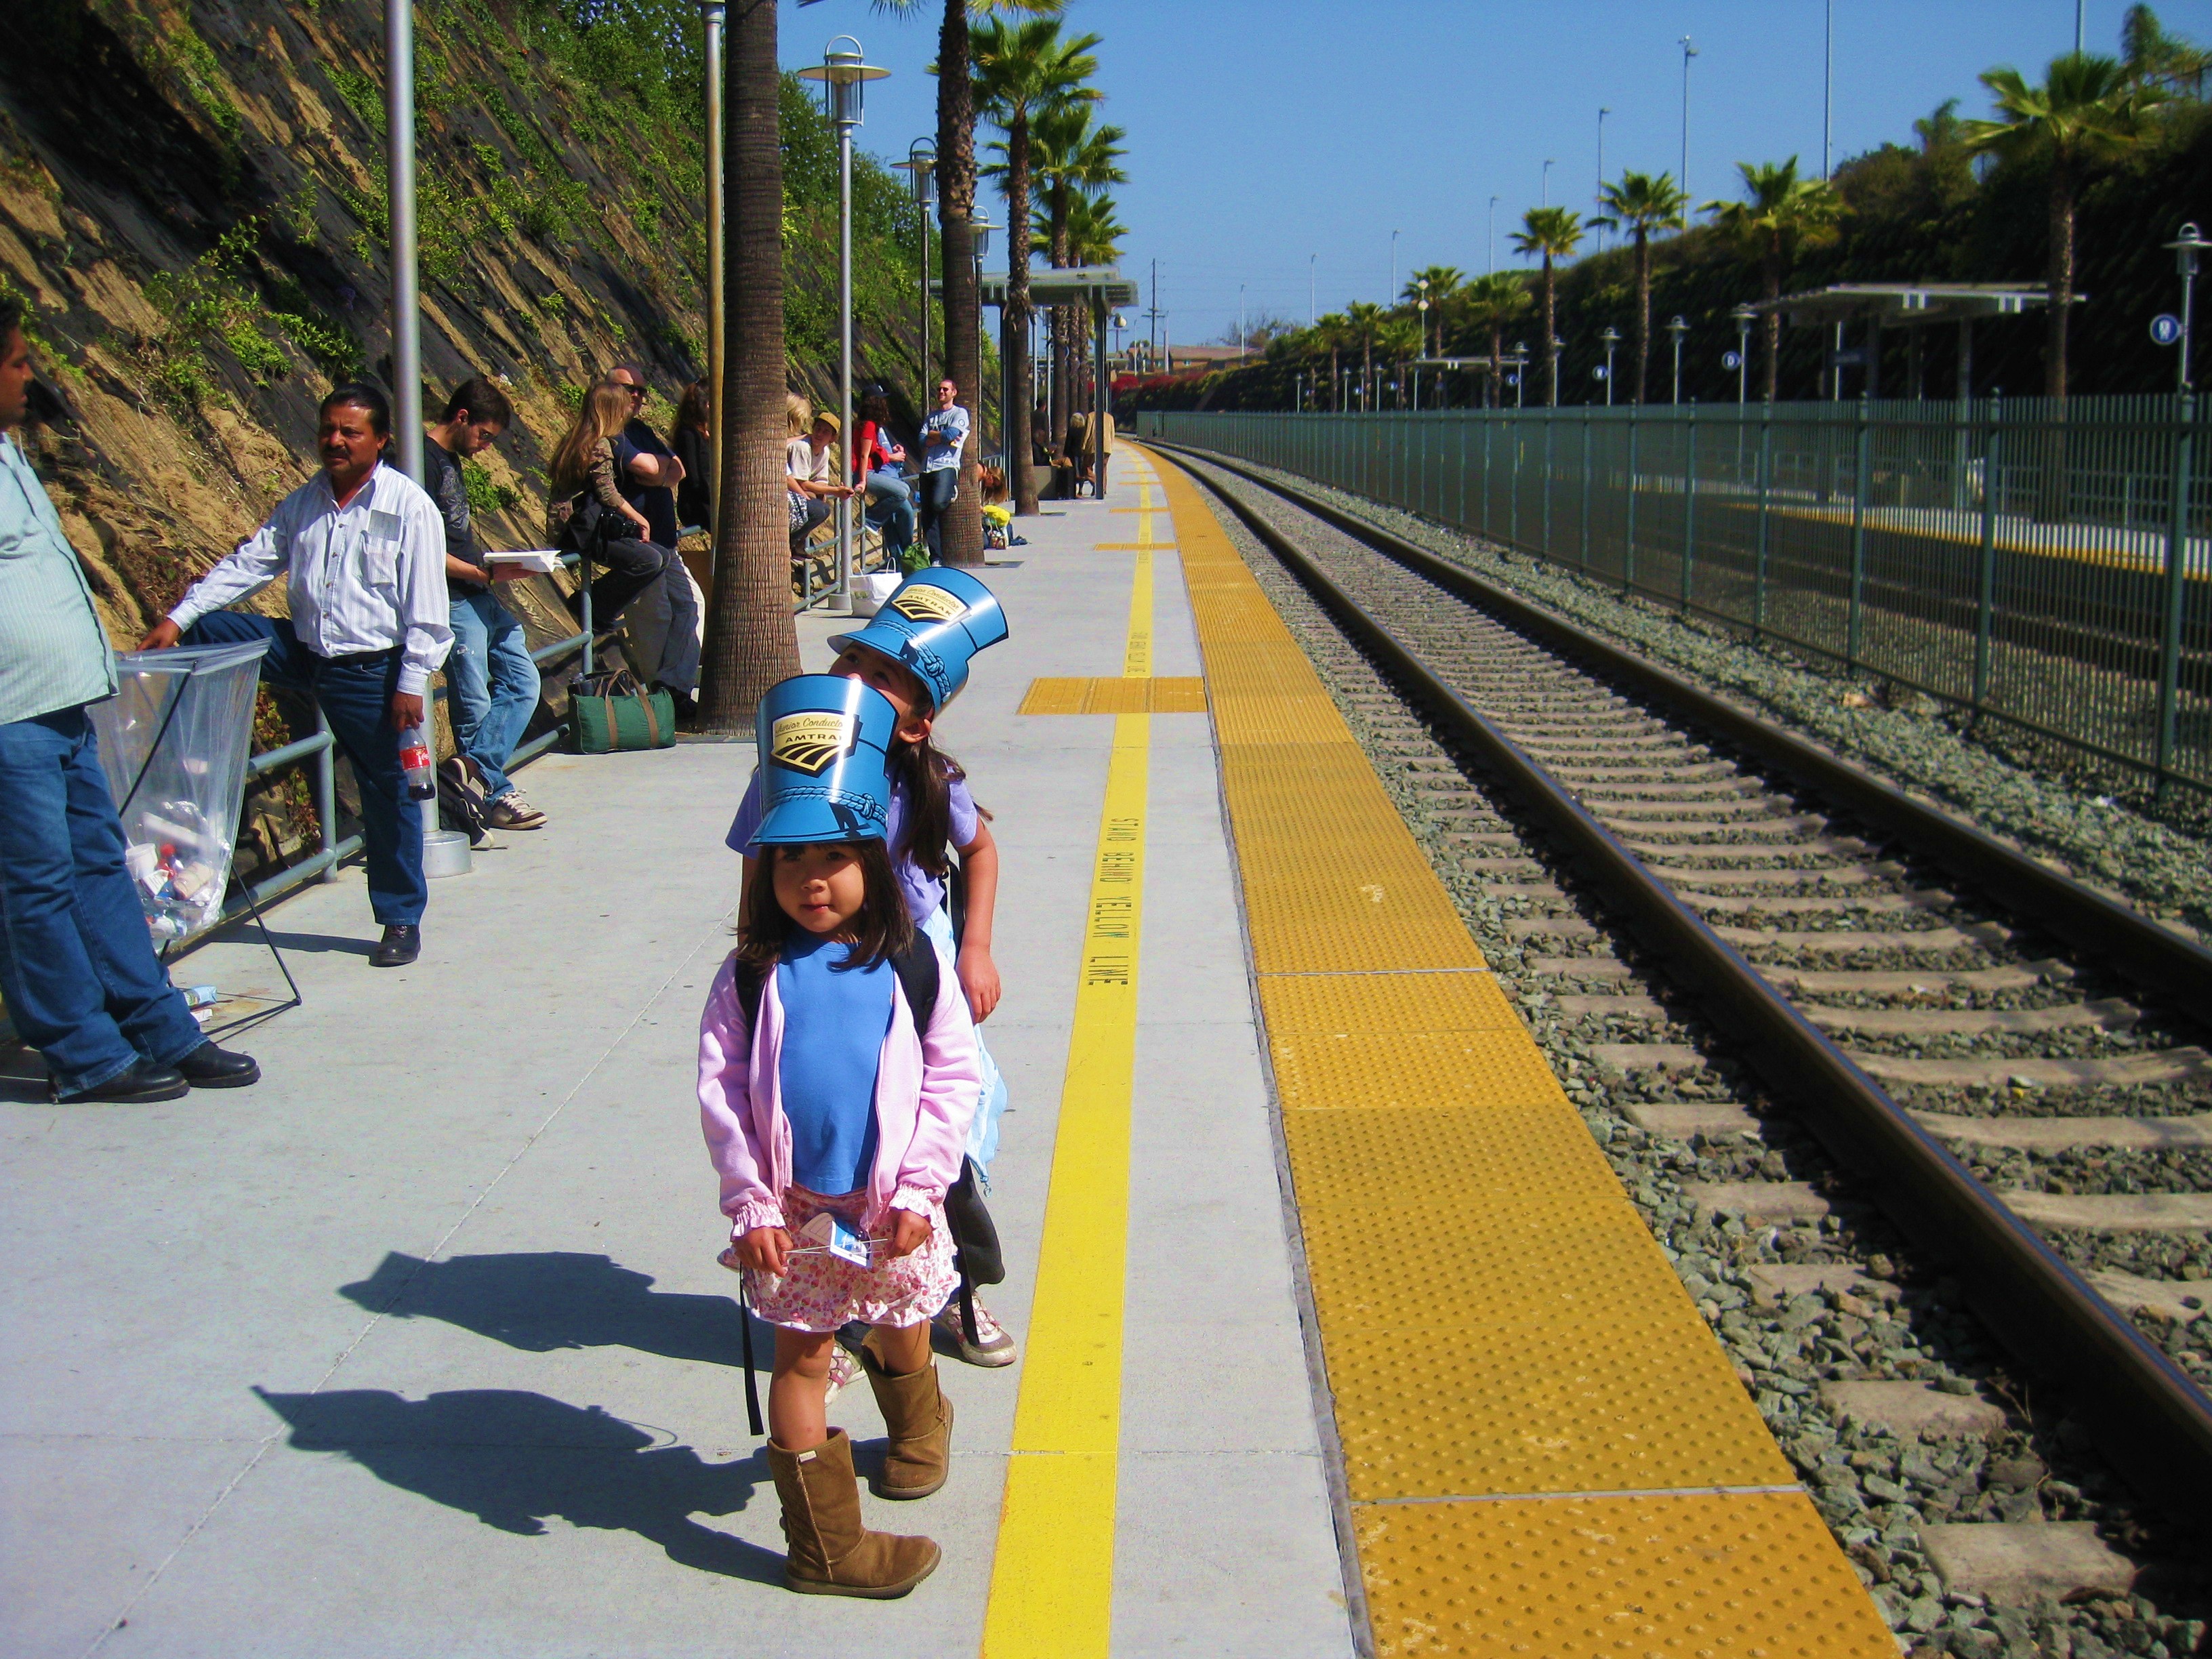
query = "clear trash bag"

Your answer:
(90, 640), (270, 943)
